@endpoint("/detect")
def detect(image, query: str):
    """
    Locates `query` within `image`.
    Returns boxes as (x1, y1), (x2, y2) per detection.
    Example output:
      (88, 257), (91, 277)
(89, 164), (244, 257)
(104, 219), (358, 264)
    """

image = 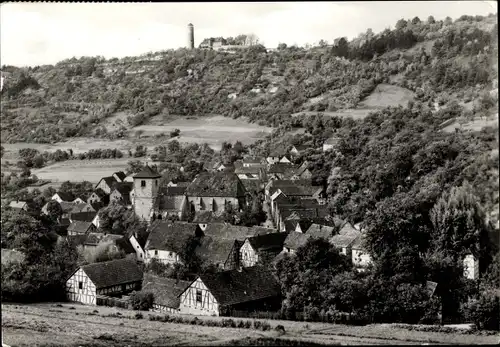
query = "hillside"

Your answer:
(0, 14), (497, 145)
